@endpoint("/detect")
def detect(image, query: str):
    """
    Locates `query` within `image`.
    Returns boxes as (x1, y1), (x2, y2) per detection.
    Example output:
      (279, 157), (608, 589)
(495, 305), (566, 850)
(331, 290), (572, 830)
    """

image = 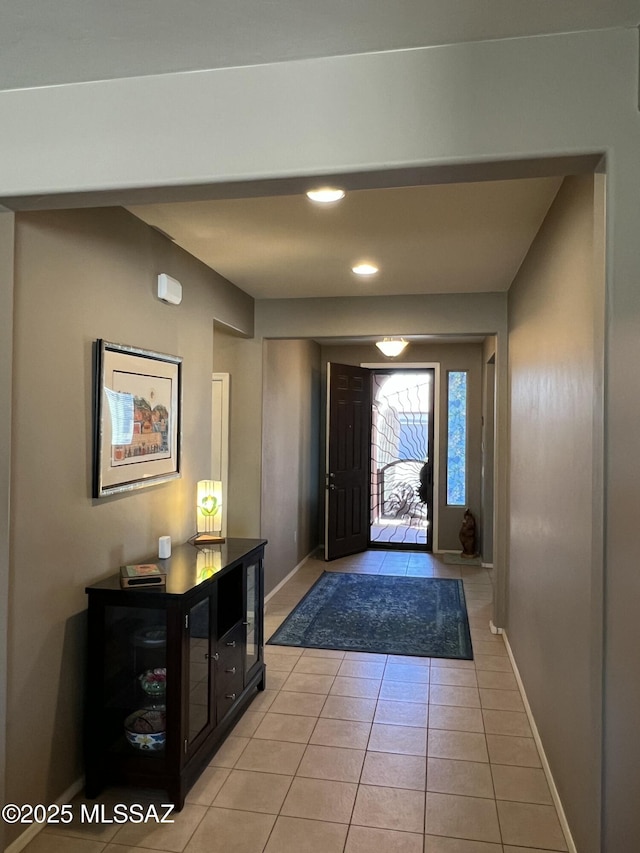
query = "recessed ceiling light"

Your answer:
(352, 263), (379, 276)
(306, 188), (345, 203)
